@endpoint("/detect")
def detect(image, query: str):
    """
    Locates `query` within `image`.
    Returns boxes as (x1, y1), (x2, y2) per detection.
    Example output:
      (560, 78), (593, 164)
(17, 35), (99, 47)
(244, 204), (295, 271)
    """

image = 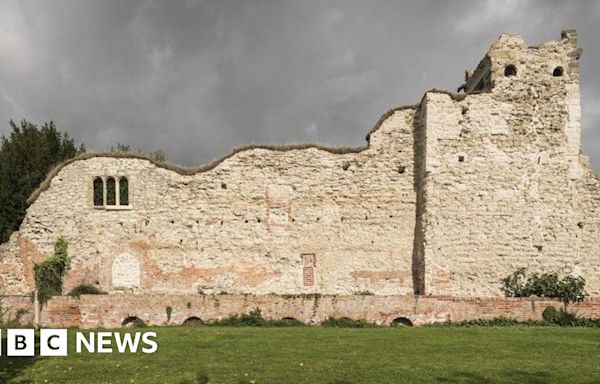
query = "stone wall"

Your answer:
(0, 107), (418, 297)
(420, 31), (600, 297)
(0, 30), (599, 303)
